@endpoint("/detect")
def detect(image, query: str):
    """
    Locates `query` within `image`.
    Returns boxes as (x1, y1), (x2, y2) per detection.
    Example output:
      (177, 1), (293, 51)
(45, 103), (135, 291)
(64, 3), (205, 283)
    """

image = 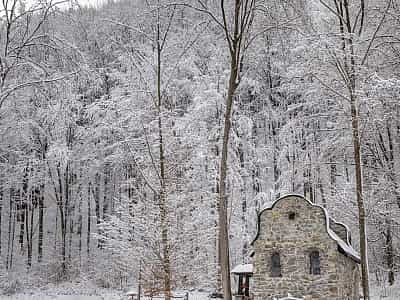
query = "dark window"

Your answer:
(310, 251), (321, 275)
(271, 252), (282, 277)
(288, 212), (296, 220)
